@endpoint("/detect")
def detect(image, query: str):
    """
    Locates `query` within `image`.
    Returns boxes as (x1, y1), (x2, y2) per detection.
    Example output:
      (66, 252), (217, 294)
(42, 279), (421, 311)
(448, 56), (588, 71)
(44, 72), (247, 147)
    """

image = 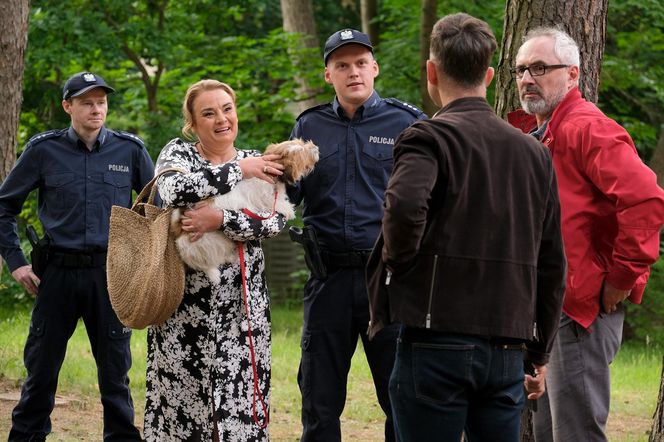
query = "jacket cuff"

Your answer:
(605, 266), (640, 290)
(524, 347), (549, 366)
(6, 251), (29, 273)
